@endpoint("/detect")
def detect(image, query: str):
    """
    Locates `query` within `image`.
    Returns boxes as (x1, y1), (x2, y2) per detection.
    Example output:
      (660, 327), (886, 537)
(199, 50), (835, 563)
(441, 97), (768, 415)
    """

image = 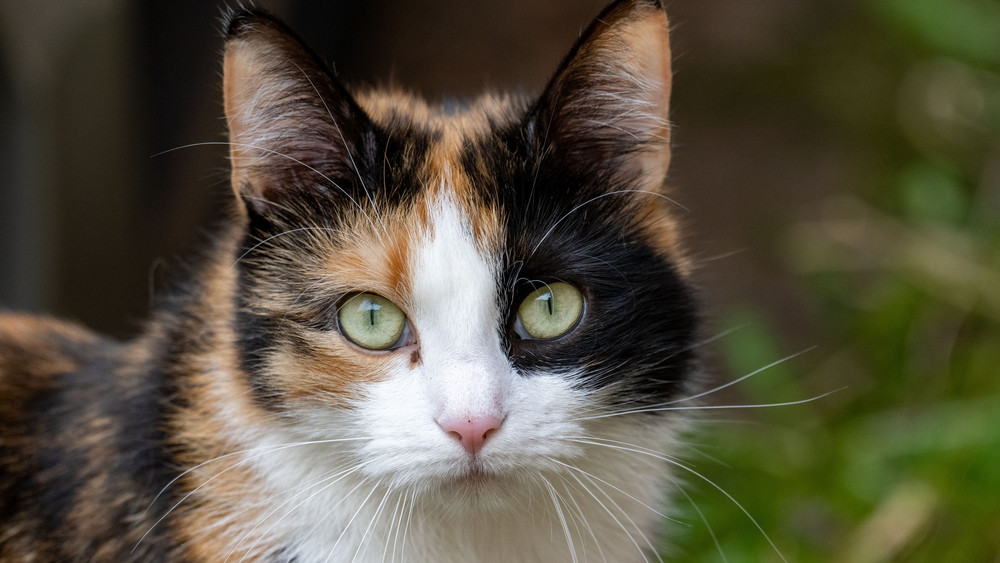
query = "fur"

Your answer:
(0, 1), (699, 561)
